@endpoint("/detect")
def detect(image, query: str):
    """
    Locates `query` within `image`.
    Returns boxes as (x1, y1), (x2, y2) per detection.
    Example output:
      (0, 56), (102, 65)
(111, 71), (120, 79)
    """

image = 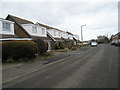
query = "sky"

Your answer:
(0, 0), (119, 41)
